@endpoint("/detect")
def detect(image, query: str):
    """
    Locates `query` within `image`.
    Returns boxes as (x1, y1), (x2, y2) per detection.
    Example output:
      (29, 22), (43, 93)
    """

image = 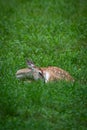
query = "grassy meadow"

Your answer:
(0, 0), (87, 129)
